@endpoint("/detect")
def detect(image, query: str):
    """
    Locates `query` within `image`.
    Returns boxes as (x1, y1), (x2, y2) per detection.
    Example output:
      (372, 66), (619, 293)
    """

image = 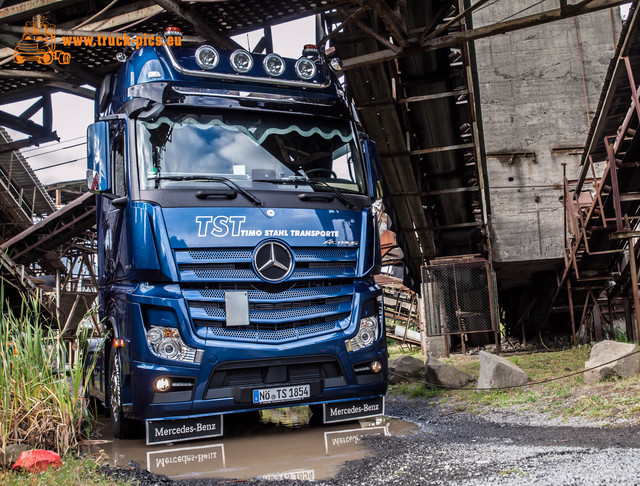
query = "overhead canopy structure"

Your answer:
(330, 1), (487, 289)
(0, 0), (632, 337)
